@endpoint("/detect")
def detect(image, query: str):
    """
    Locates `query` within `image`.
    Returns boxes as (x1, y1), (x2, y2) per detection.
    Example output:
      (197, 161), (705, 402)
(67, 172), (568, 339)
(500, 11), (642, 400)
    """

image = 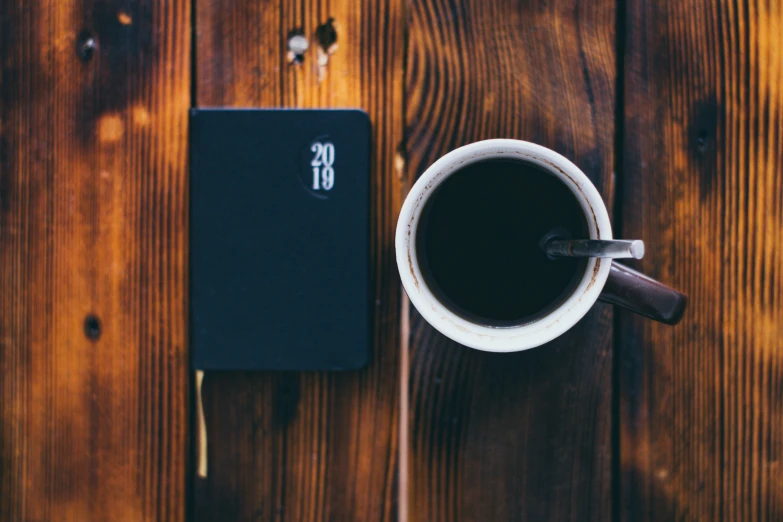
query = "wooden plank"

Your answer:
(405, 0), (616, 520)
(0, 1), (190, 520)
(194, 1), (405, 521)
(621, 1), (783, 520)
